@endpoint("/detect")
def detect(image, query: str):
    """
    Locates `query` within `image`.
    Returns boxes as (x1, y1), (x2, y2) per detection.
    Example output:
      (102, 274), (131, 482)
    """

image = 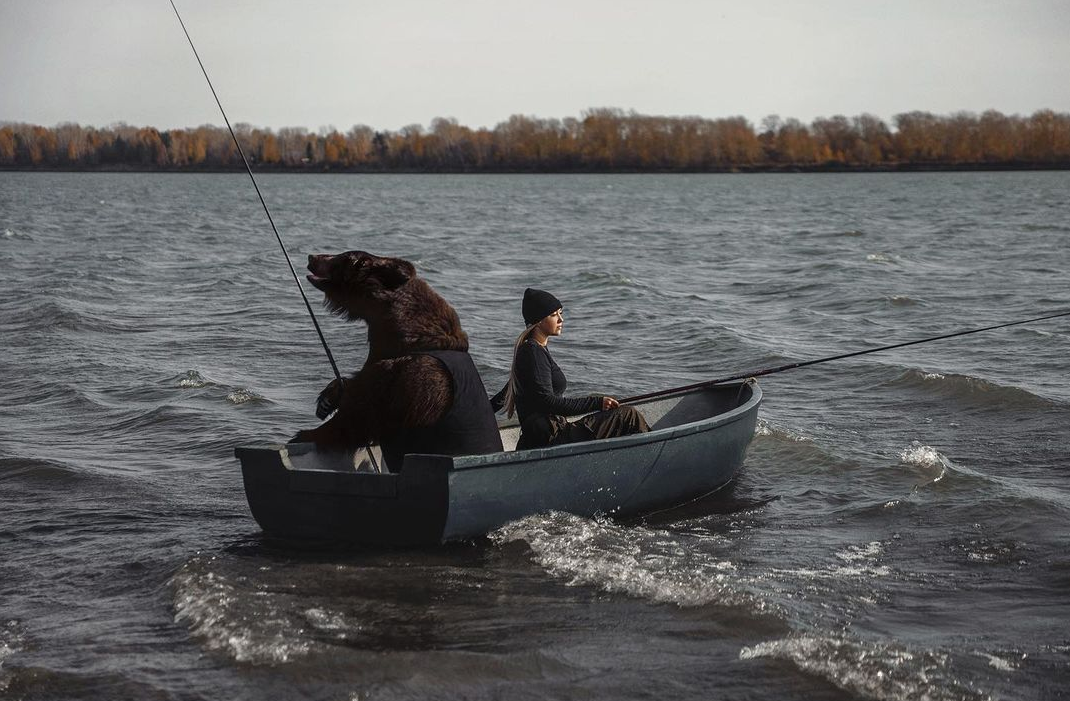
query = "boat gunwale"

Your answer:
(236, 381), (762, 475)
(434, 380), (762, 471)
